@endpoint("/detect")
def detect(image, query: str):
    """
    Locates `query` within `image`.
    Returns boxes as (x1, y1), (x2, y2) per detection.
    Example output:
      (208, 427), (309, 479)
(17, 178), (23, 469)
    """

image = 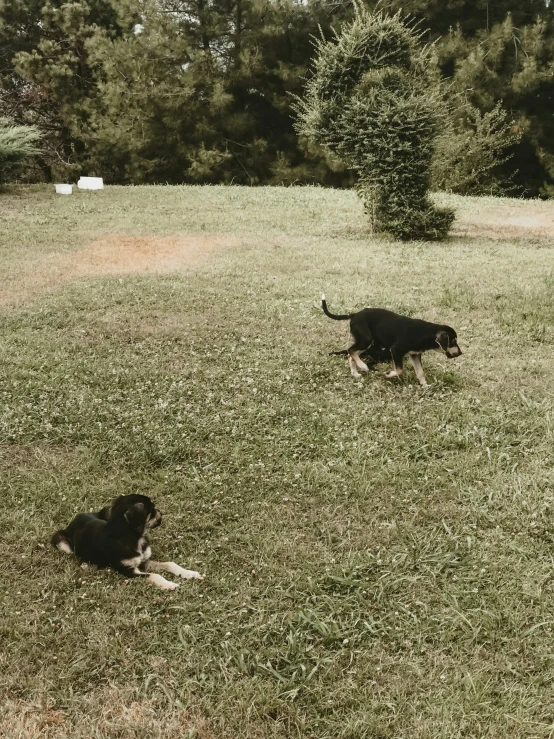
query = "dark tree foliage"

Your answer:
(0, 0), (351, 184)
(0, 0), (124, 180)
(374, 0), (553, 41)
(438, 14), (554, 196)
(0, 0), (553, 194)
